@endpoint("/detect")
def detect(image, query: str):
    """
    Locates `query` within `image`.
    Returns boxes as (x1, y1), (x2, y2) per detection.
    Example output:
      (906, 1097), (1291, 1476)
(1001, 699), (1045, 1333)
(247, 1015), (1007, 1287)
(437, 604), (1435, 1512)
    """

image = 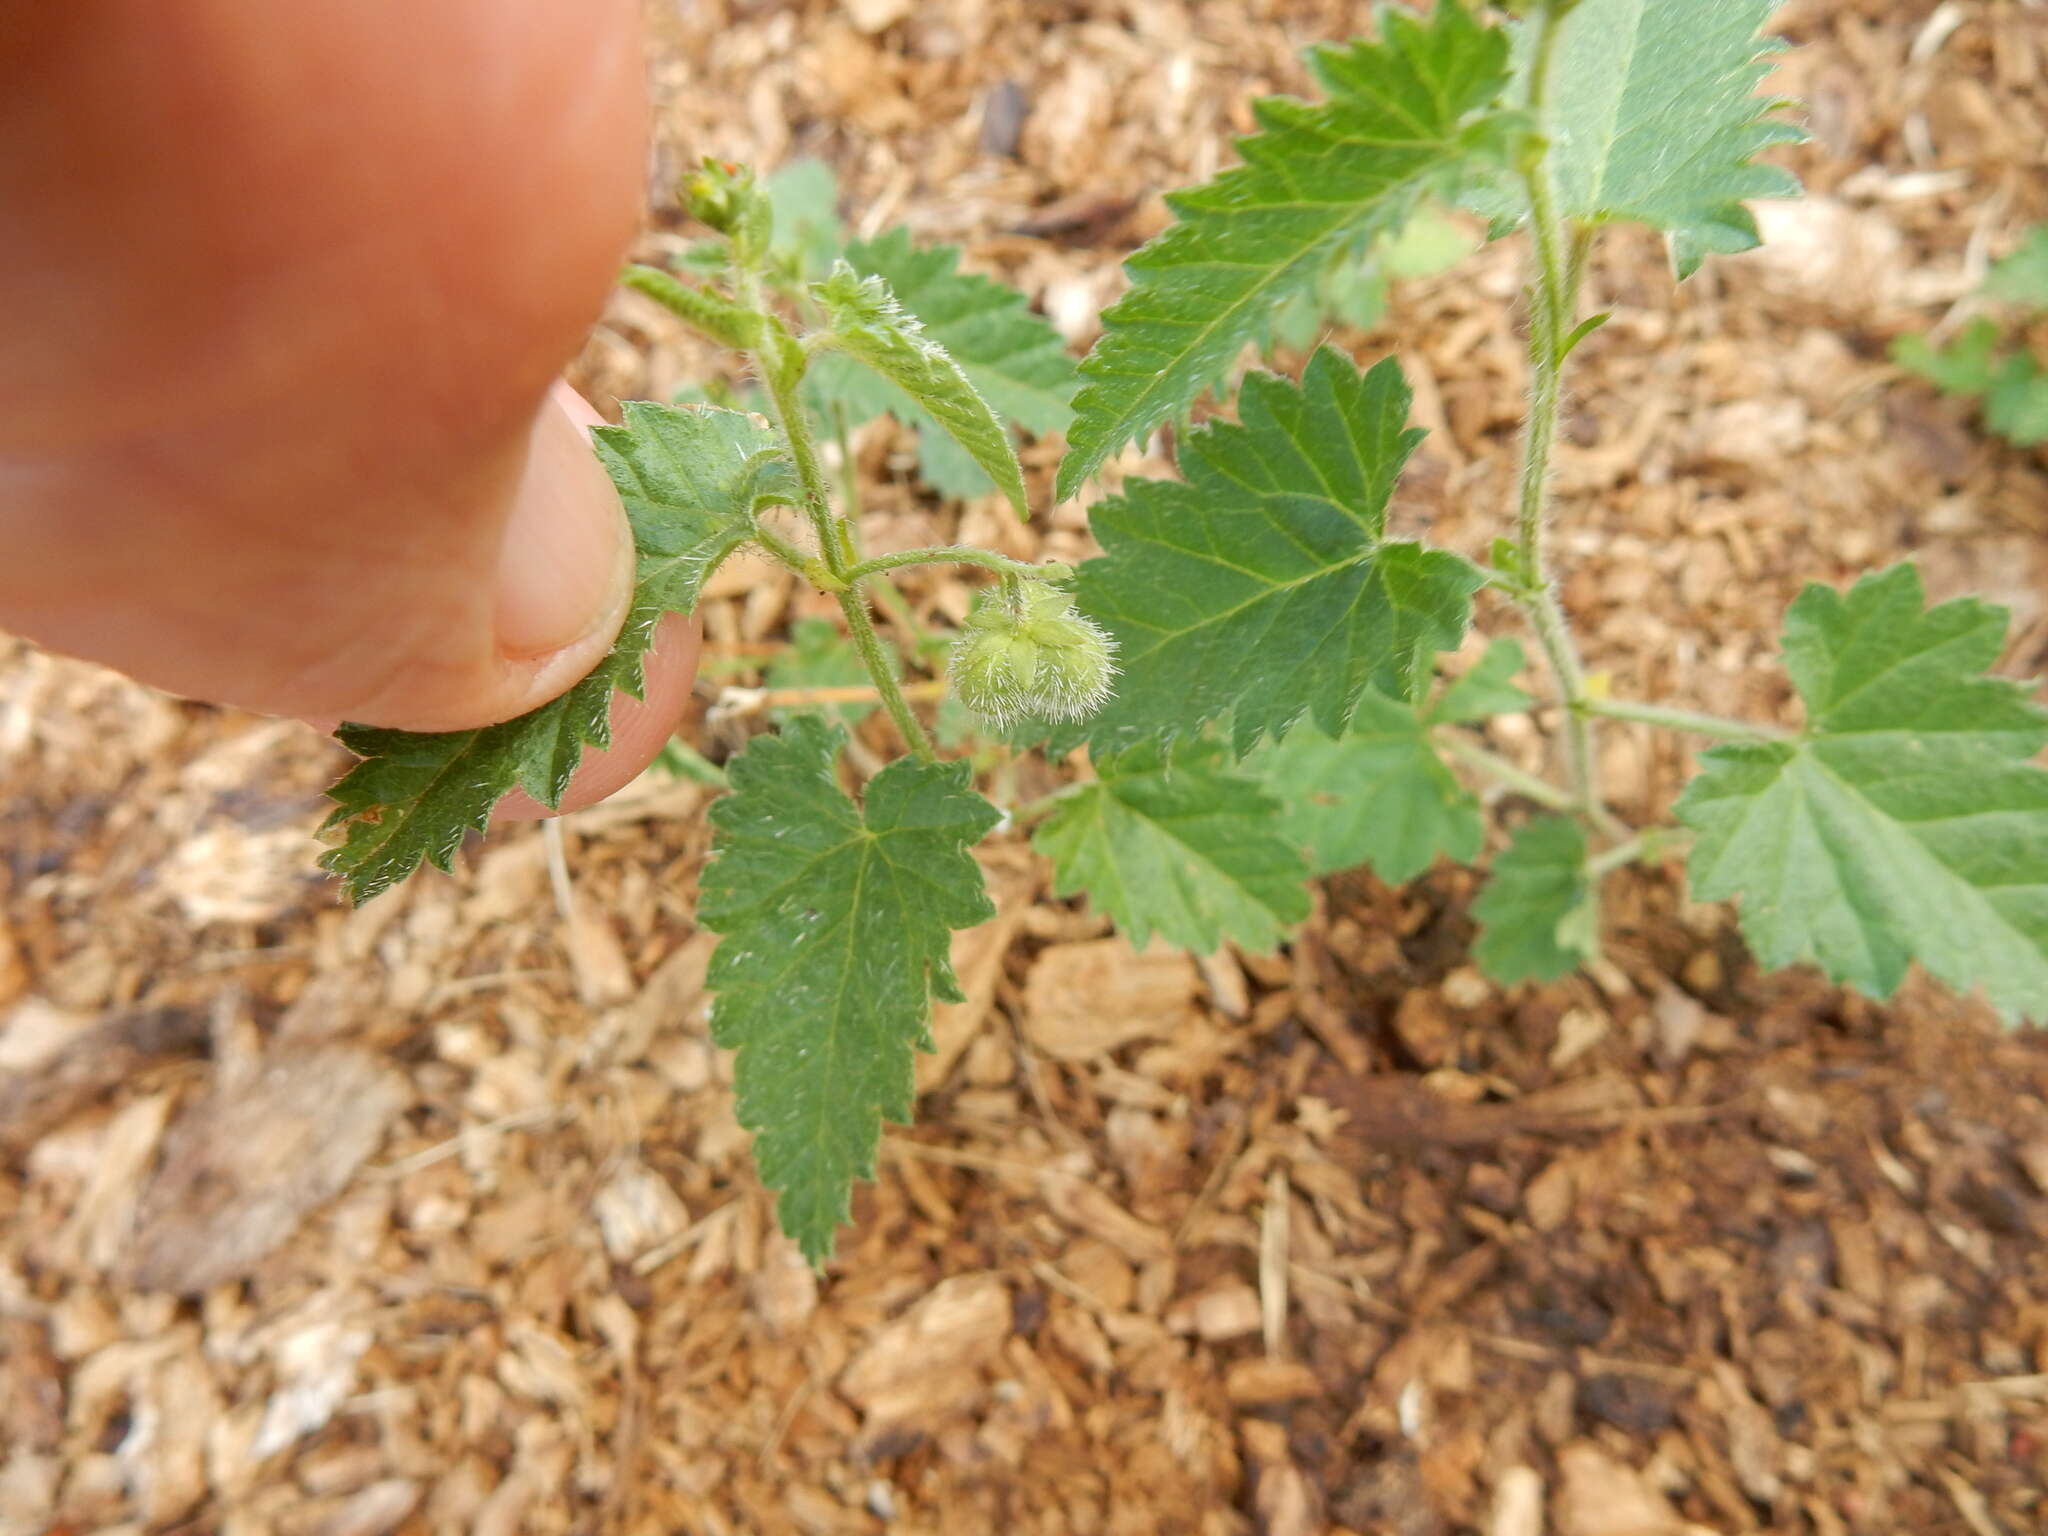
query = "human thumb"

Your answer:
(478, 382), (638, 724)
